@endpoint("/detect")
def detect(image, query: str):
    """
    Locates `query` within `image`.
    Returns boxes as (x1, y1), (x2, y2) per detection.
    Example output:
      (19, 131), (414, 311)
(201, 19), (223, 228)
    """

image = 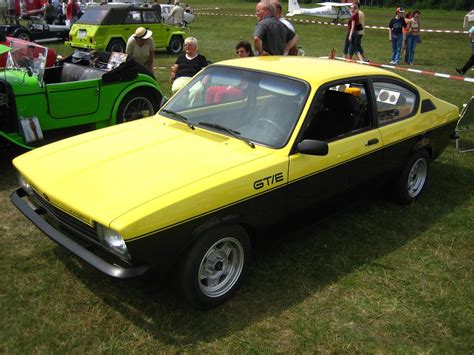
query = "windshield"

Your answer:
(6, 40), (48, 81)
(161, 66), (309, 148)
